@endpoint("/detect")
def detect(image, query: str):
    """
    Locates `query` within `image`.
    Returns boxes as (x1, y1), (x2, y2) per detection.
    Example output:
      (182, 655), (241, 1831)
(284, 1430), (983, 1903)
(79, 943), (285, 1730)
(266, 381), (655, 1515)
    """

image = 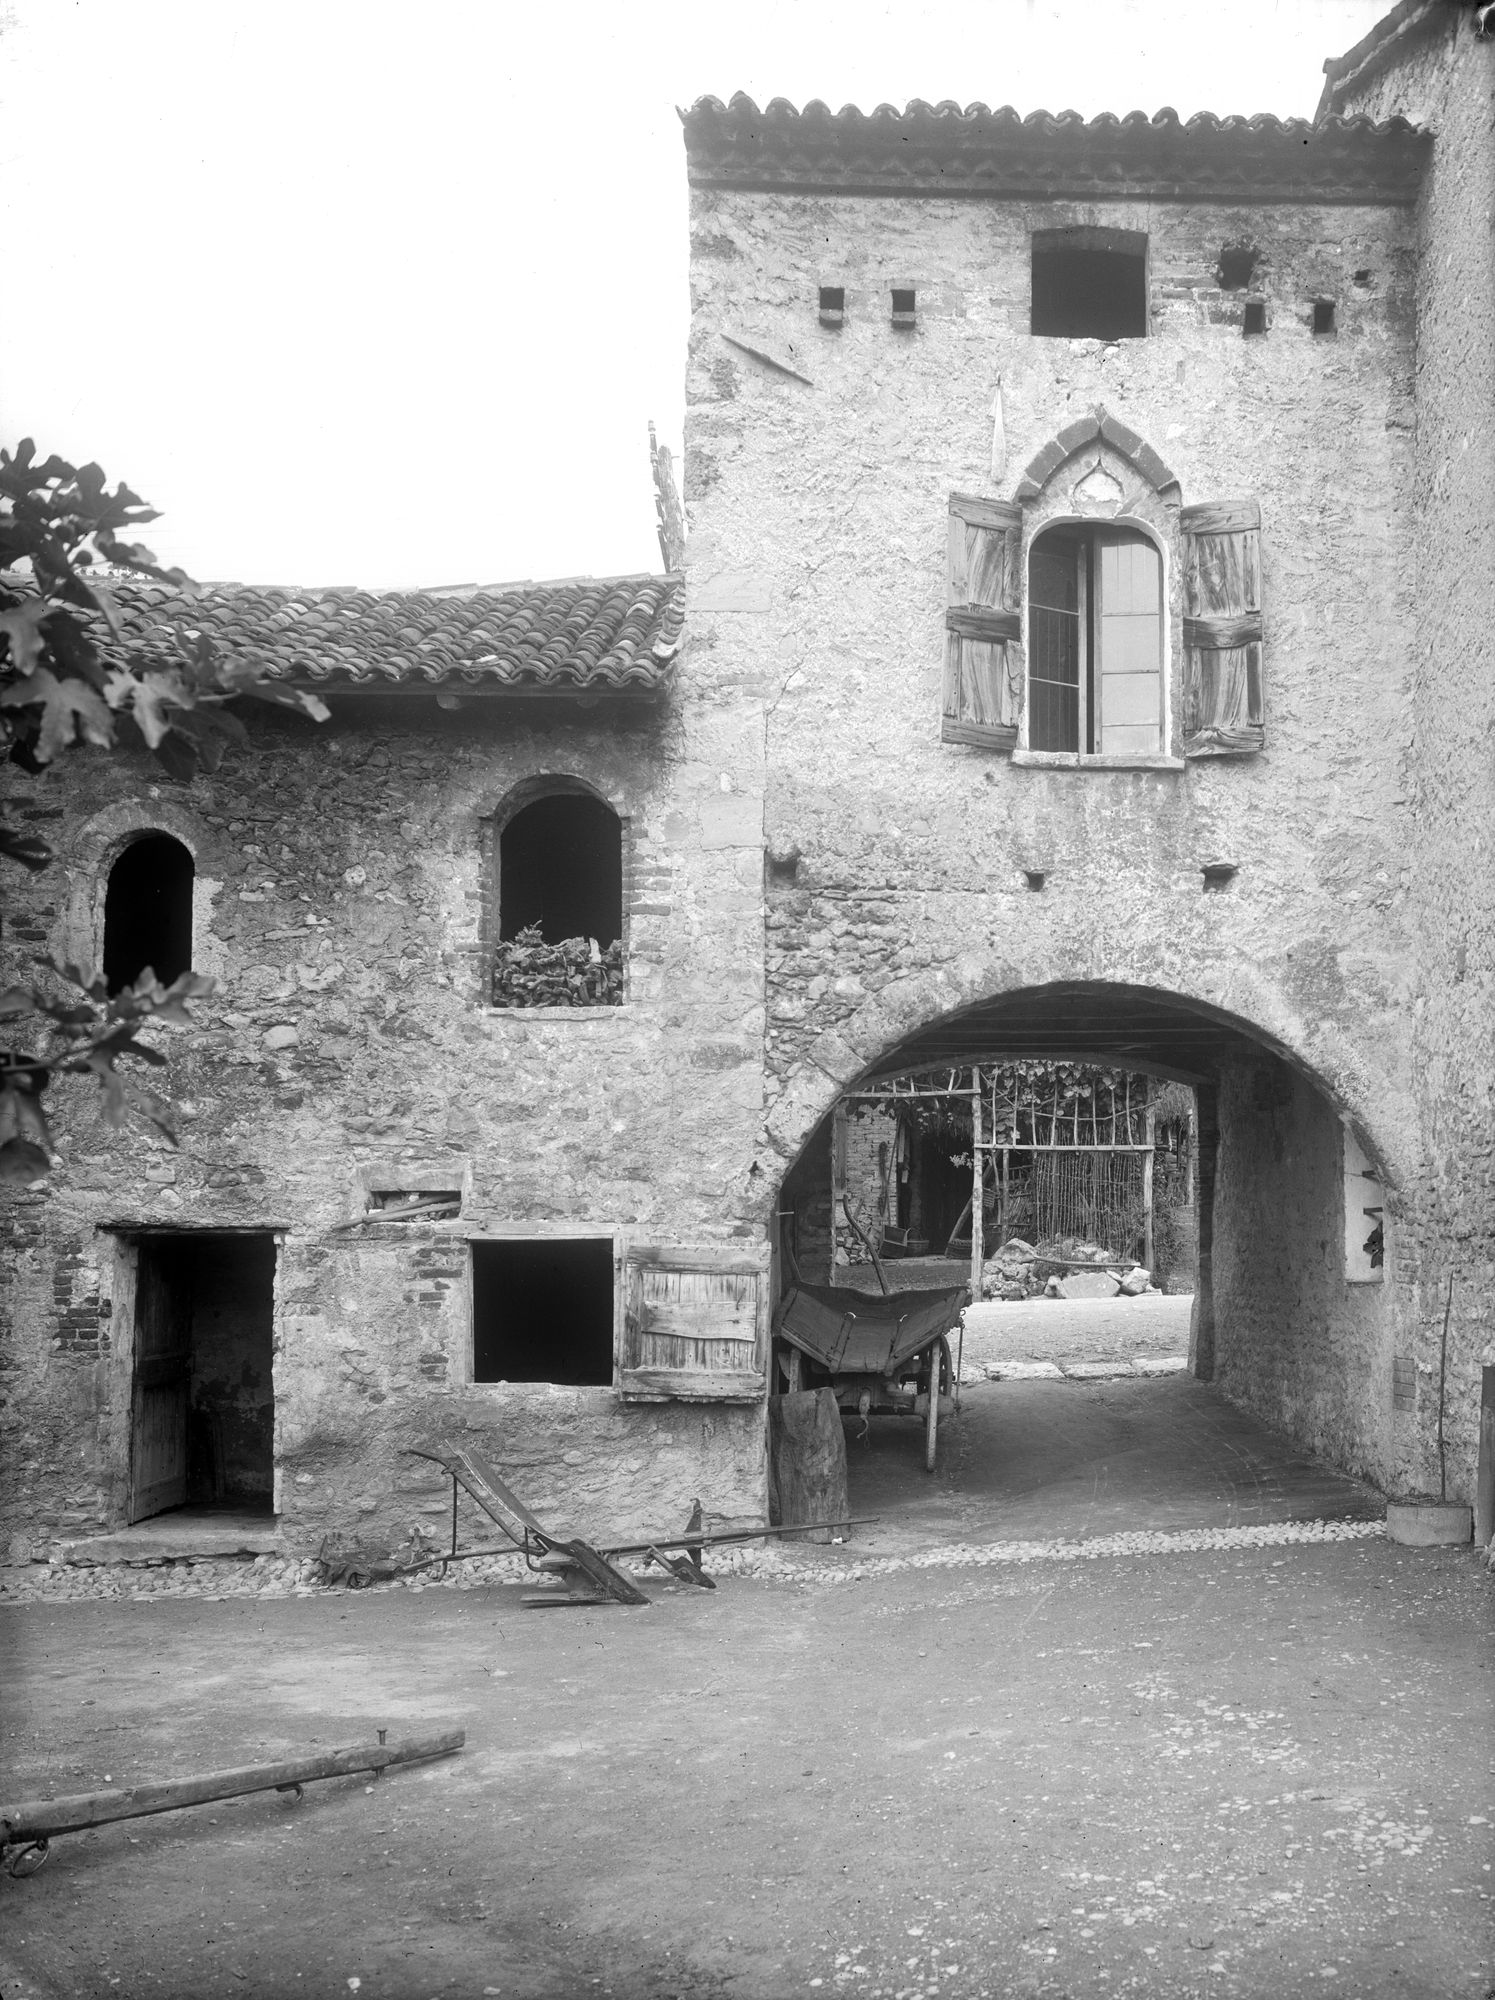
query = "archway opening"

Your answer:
(103, 832), (194, 994)
(771, 981), (1391, 1538)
